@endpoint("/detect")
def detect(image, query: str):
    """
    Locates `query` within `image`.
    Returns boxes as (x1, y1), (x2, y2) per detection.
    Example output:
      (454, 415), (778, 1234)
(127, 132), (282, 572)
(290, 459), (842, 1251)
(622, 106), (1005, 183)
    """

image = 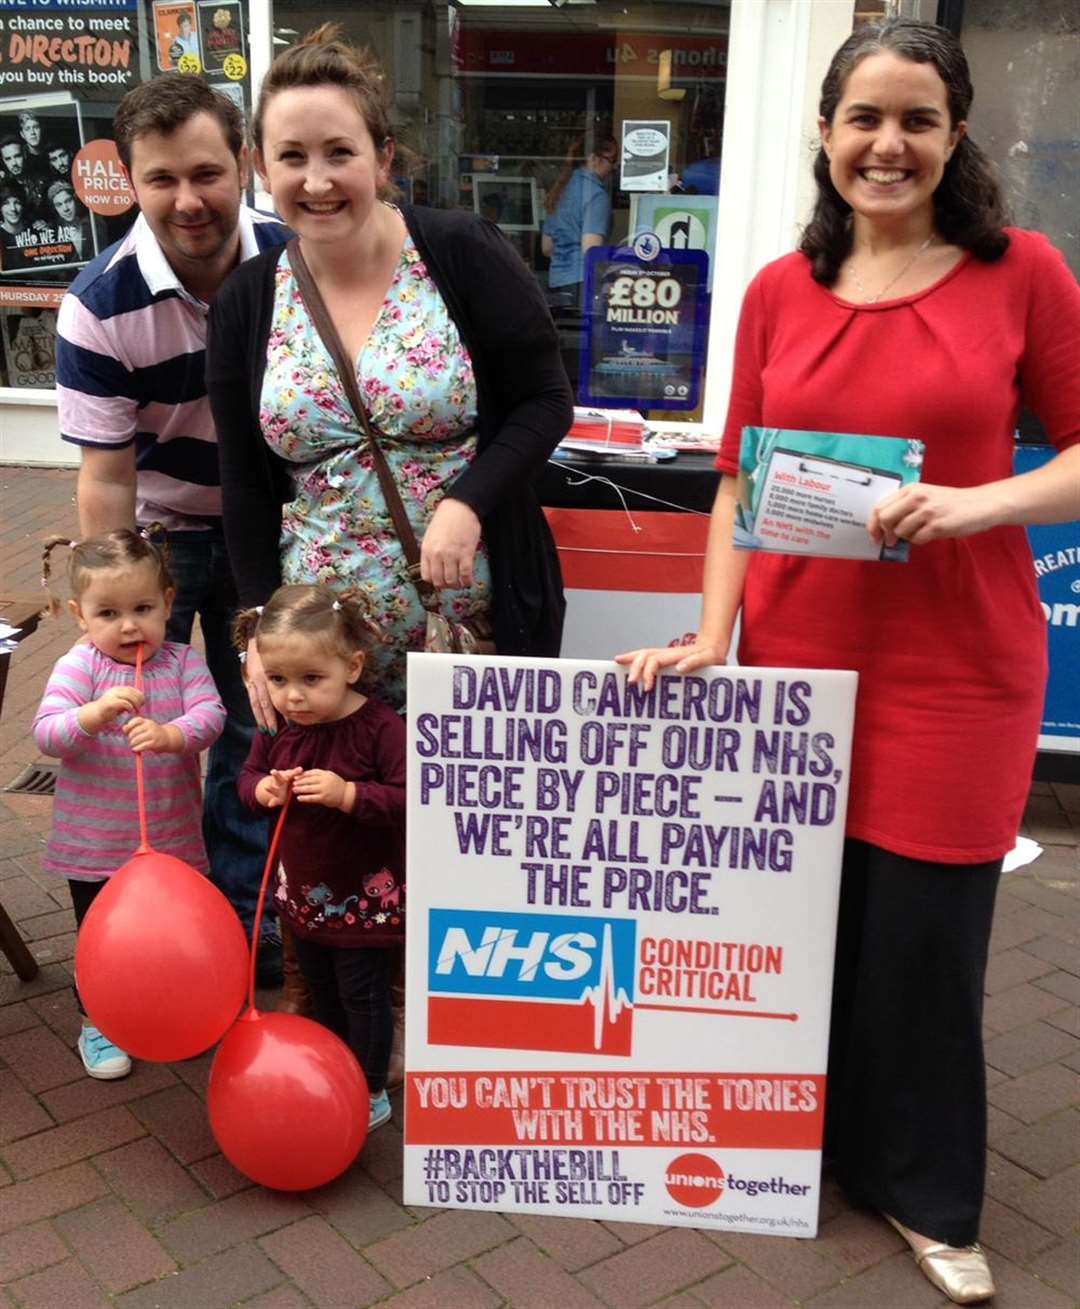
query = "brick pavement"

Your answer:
(0, 465), (1076, 1307)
